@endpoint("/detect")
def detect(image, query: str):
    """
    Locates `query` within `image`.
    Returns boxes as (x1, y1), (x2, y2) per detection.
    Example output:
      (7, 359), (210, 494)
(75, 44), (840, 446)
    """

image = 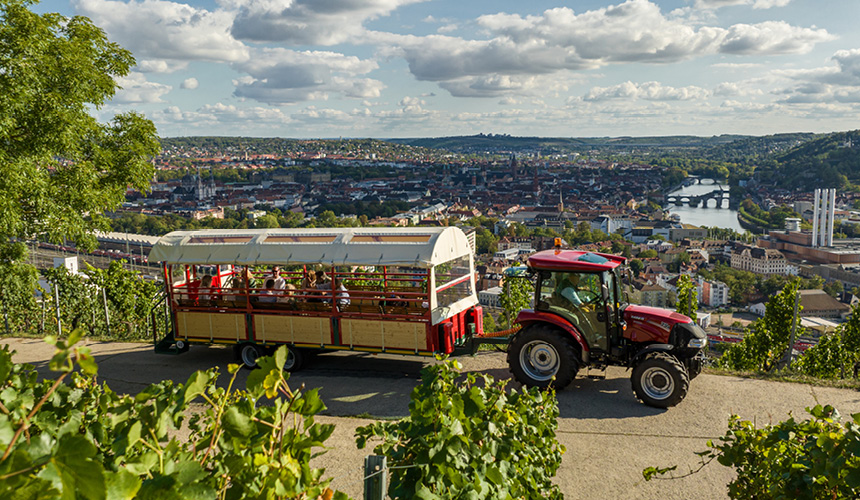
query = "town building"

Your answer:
(731, 245), (788, 275)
